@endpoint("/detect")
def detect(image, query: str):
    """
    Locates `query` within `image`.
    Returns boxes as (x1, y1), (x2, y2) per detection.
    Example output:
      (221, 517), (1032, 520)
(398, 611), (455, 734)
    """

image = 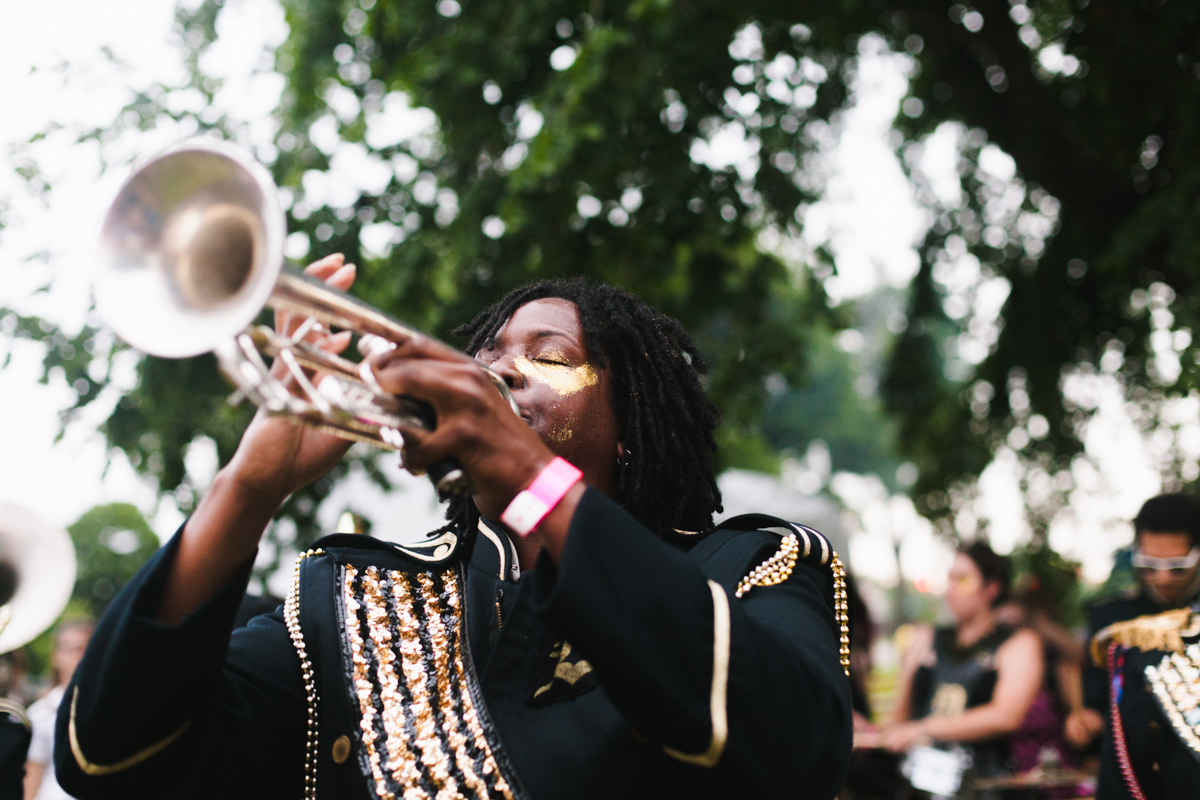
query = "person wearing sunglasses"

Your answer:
(1077, 493), (1200, 800)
